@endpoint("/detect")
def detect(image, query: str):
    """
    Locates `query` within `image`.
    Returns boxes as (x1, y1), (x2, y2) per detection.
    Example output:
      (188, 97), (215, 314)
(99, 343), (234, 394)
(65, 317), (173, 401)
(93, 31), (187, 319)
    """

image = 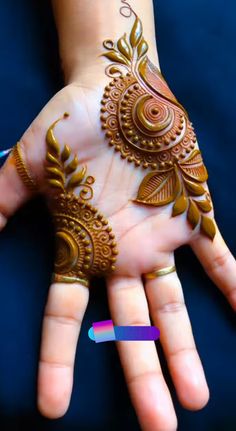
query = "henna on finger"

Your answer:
(45, 114), (118, 287)
(100, 8), (216, 240)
